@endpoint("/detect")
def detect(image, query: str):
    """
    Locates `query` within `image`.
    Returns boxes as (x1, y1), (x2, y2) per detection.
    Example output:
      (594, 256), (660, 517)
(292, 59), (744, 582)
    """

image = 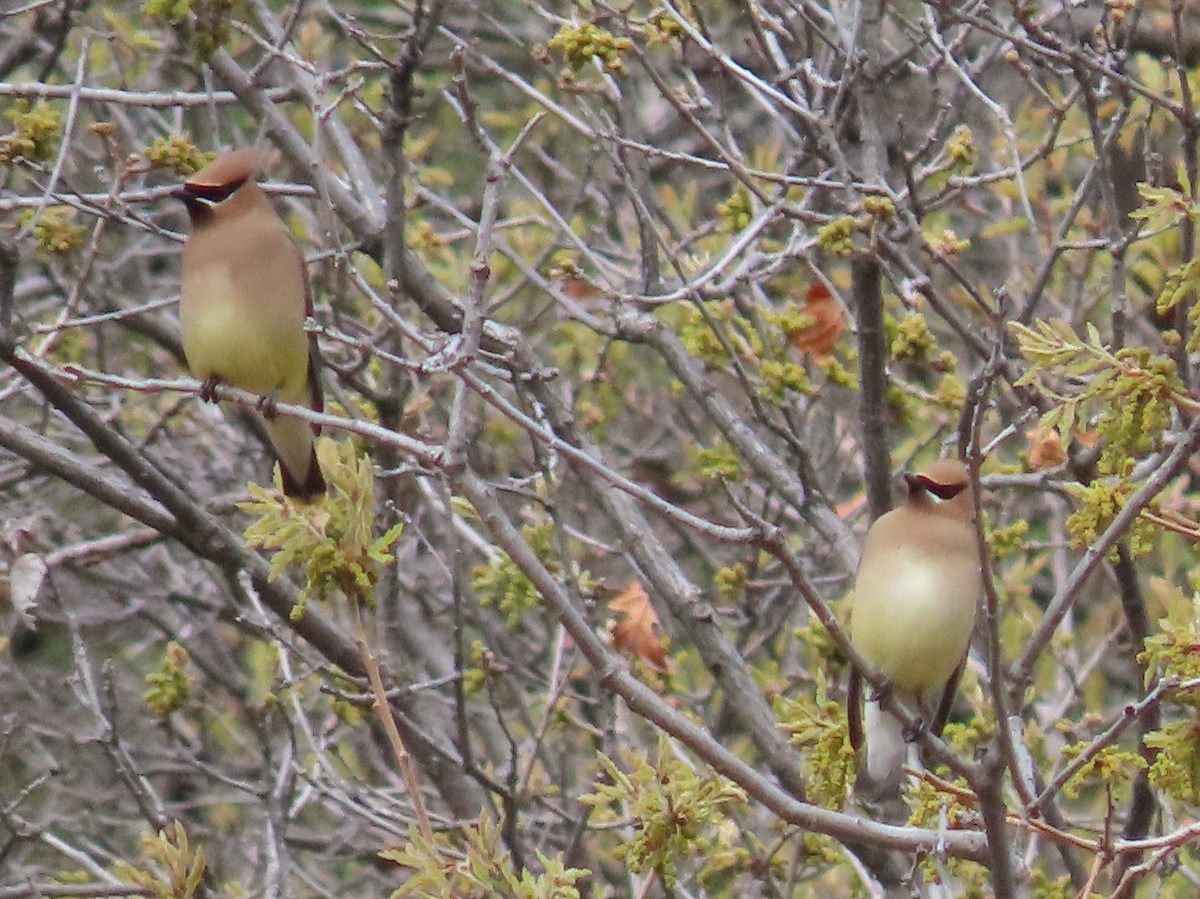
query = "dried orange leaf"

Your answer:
(1026, 424), (1066, 468)
(563, 277), (602, 301)
(789, 282), (844, 357)
(609, 580), (669, 673)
